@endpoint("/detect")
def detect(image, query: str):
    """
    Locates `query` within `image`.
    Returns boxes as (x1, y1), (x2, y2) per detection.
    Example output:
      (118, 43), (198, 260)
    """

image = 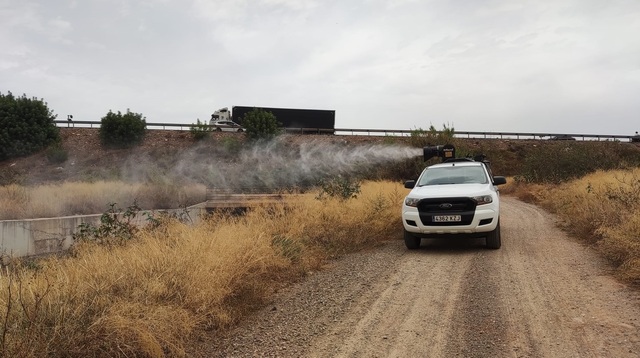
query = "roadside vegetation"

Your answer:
(99, 109), (147, 148)
(241, 108), (282, 140)
(0, 181), (205, 220)
(189, 118), (212, 140)
(0, 92), (59, 161)
(503, 167), (640, 284)
(0, 181), (403, 357)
